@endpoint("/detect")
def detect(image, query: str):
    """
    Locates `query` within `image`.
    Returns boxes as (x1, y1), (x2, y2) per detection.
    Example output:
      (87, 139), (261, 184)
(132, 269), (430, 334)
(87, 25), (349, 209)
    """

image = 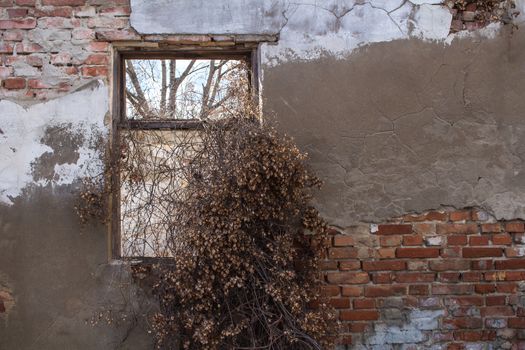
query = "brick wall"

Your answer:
(0, 0), (136, 101)
(2, 1), (524, 349)
(323, 208), (525, 349)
